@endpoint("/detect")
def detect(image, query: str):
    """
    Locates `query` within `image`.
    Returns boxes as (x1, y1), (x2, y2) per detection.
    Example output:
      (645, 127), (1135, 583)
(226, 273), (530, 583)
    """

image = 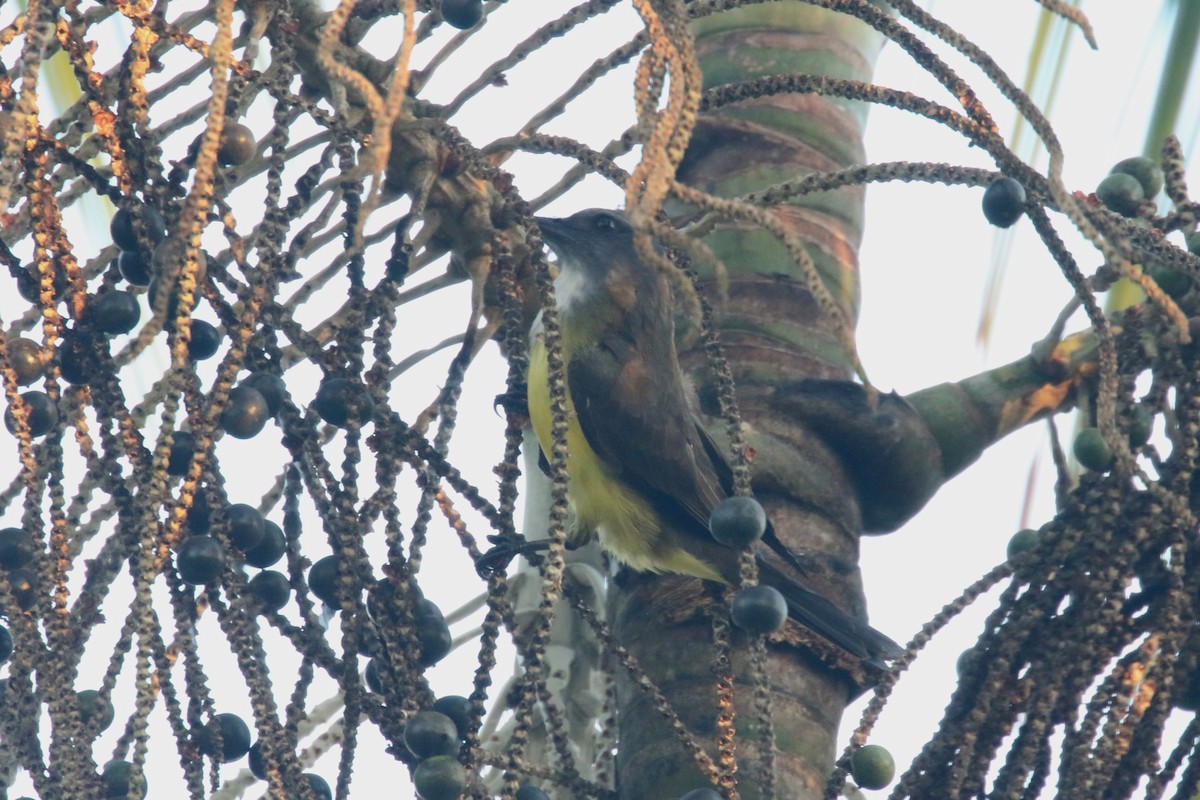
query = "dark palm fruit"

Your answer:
(102, 759), (145, 799)
(247, 570), (290, 613)
(516, 787), (551, 800)
(6, 568), (38, 611)
(167, 430), (196, 476)
(0, 625), (11, 663)
(1006, 528), (1040, 560)
(981, 177), (1027, 228)
(1074, 427), (1115, 472)
(221, 385), (270, 439)
(308, 555), (341, 606)
(241, 372), (286, 417)
(110, 205), (166, 252)
(678, 790), (722, 800)
(416, 595), (449, 625)
(5, 391), (58, 438)
(15, 269), (38, 306)
(1126, 405), (1154, 449)
(6, 338), (44, 385)
(217, 123), (257, 167)
(247, 741), (267, 779)
(432, 695), (472, 740)
(176, 535), (226, 585)
(151, 236), (186, 275)
(412, 755), (467, 800)
(149, 237), (208, 289)
(312, 378), (375, 427)
(145, 274), (180, 323)
(90, 290), (141, 335)
(403, 711), (459, 758)
(418, 613), (454, 661)
(1148, 264), (1191, 300)
(18, 262), (68, 304)
(186, 489), (211, 534)
(0, 528), (31, 570)
(708, 496), (767, 548)
(365, 659), (384, 694)
(1110, 156), (1164, 199)
(6, 391), (56, 438)
(416, 598), (453, 667)
(57, 334), (94, 385)
(956, 648), (982, 678)
(850, 744), (896, 790)
(730, 585), (788, 635)
(226, 503), (265, 550)
(188, 320), (221, 360)
(1187, 231), (1200, 256)
(243, 519), (286, 568)
(198, 712), (252, 762)
(440, 0), (482, 29)
(303, 773), (332, 800)
(78, 689), (115, 731)
(117, 248), (152, 286)
(367, 579), (398, 621)
(1095, 172), (1145, 217)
